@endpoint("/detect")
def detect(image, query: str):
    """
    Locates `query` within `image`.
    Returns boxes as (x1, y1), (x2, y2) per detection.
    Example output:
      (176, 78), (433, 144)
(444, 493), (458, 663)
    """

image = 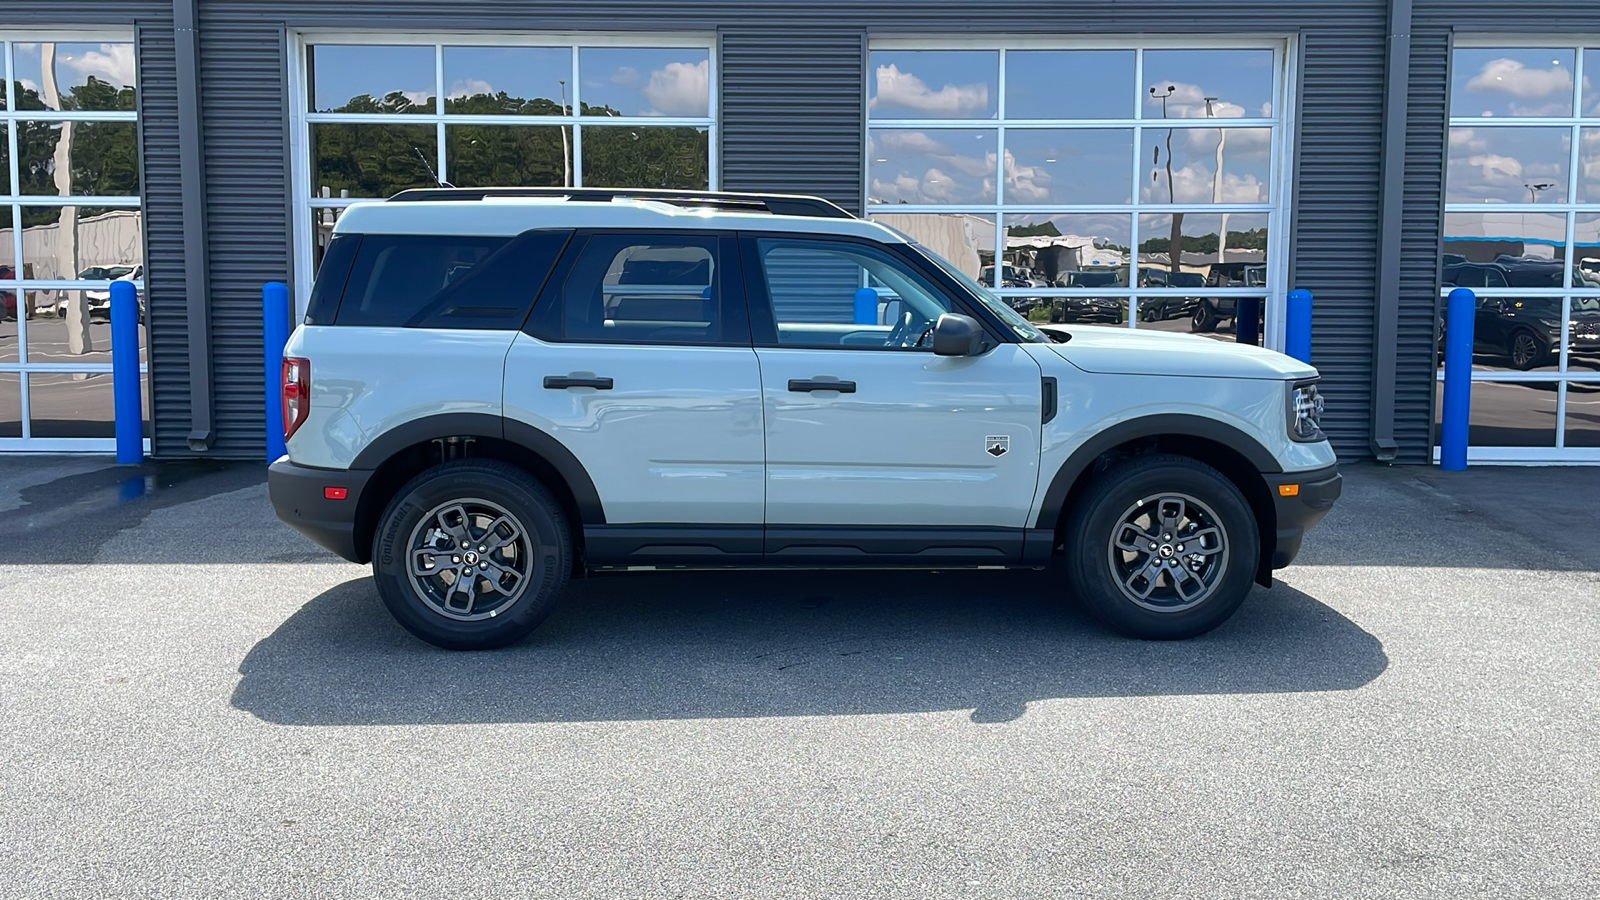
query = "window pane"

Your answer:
(310, 123), (438, 198)
(1004, 128), (1132, 205)
(0, 374), (18, 437)
(580, 125), (708, 189)
(1446, 126), (1570, 203)
(1138, 212), (1270, 307)
(1434, 380), (1558, 447)
(563, 235), (719, 343)
(443, 46), (571, 116)
(1577, 215), (1600, 287)
(757, 238), (954, 345)
(1587, 50), (1600, 117)
(1450, 49), (1575, 119)
(1142, 50), (1275, 119)
(0, 125), (9, 193)
(336, 234), (510, 326)
(30, 372), (115, 438)
(869, 50), (997, 120)
(23, 290), (146, 367)
(1006, 51), (1134, 119)
(1567, 383), (1600, 445)
(17, 121), (140, 196)
(20, 207), (143, 284)
(308, 44), (435, 114)
(1461, 296), (1564, 373)
(446, 125), (567, 188)
(1140, 127), (1271, 203)
(868, 212), (995, 284)
(1580, 128), (1600, 203)
(13, 42), (136, 112)
(1442, 212), (1568, 289)
(1001, 213), (1132, 288)
(868, 129), (996, 205)
(579, 48), (709, 117)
